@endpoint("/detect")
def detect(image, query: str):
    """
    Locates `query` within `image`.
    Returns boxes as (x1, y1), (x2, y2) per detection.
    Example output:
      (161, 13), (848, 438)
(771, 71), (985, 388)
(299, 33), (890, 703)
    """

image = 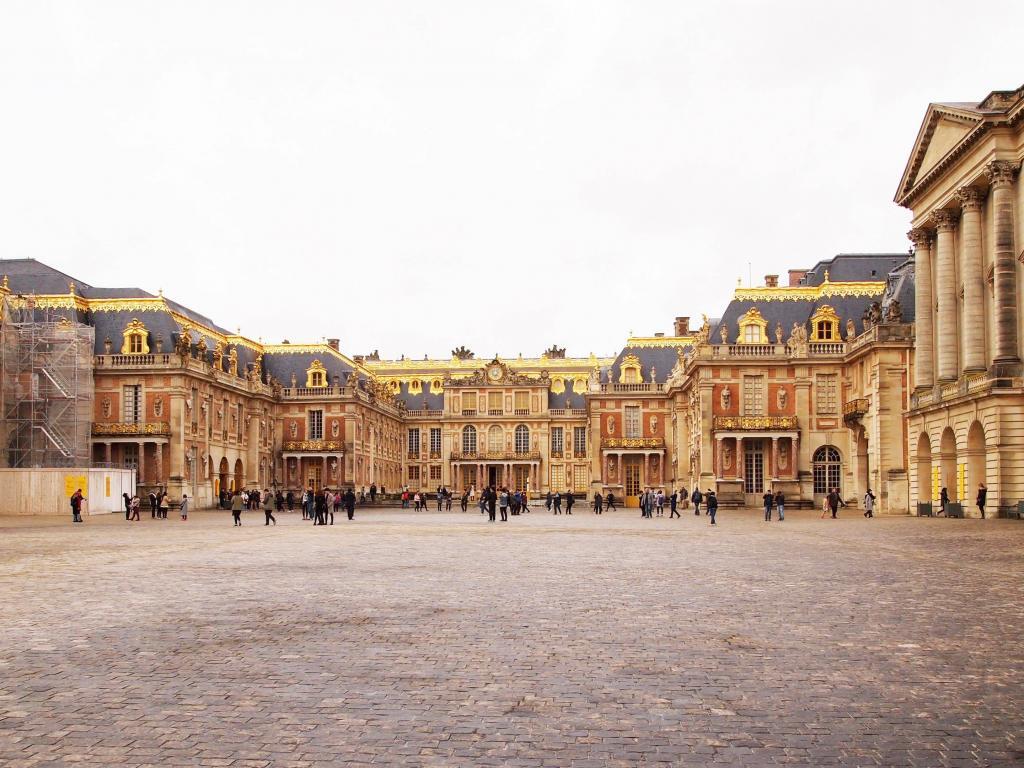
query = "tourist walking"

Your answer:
(545, 491), (552, 512)
(123, 492), (131, 521)
(863, 488), (876, 518)
(939, 486), (949, 516)
(977, 483), (987, 519)
(445, 489), (453, 511)
(707, 489), (718, 525)
(553, 491), (562, 514)
(70, 488), (84, 523)
(180, 493), (189, 521)
(774, 489), (785, 521)
(286, 490), (295, 512)
(655, 490), (664, 517)
(605, 492), (617, 511)
(149, 490), (158, 518)
(460, 490), (468, 512)
(691, 487), (702, 515)
(345, 488), (356, 520)
(499, 488), (509, 522)
(130, 494), (140, 521)
(158, 489), (169, 520)
(487, 486), (497, 522)
(565, 491), (575, 515)
(231, 490), (244, 525)
(827, 487), (845, 519)
(263, 488), (277, 525)
(669, 490), (679, 518)
(594, 492), (603, 514)
(763, 489), (774, 521)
